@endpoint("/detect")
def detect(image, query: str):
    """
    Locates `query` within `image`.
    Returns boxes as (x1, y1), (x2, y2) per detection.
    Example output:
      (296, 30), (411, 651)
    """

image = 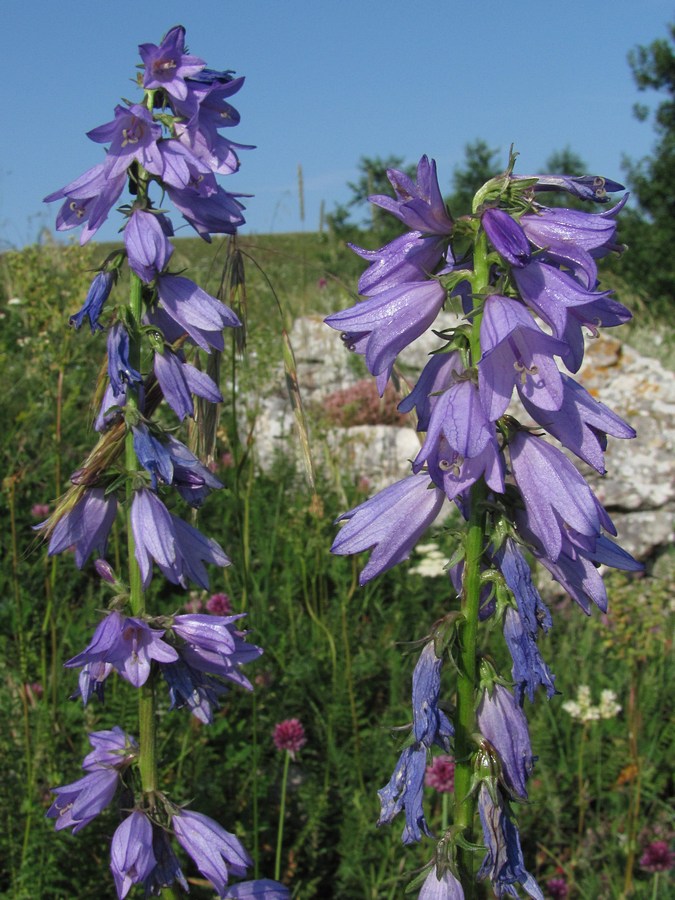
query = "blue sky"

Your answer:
(3, 0), (673, 247)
